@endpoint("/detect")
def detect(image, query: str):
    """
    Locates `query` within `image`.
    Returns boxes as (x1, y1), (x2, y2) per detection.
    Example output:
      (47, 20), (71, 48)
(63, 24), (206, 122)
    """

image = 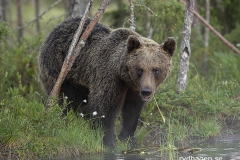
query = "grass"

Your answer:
(0, 95), (105, 159)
